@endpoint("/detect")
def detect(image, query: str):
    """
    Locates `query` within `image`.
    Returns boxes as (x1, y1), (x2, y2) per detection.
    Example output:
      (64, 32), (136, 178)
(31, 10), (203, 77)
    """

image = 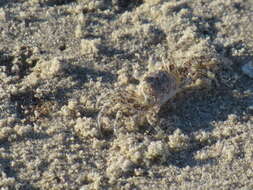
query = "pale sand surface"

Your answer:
(0, 0), (253, 189)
